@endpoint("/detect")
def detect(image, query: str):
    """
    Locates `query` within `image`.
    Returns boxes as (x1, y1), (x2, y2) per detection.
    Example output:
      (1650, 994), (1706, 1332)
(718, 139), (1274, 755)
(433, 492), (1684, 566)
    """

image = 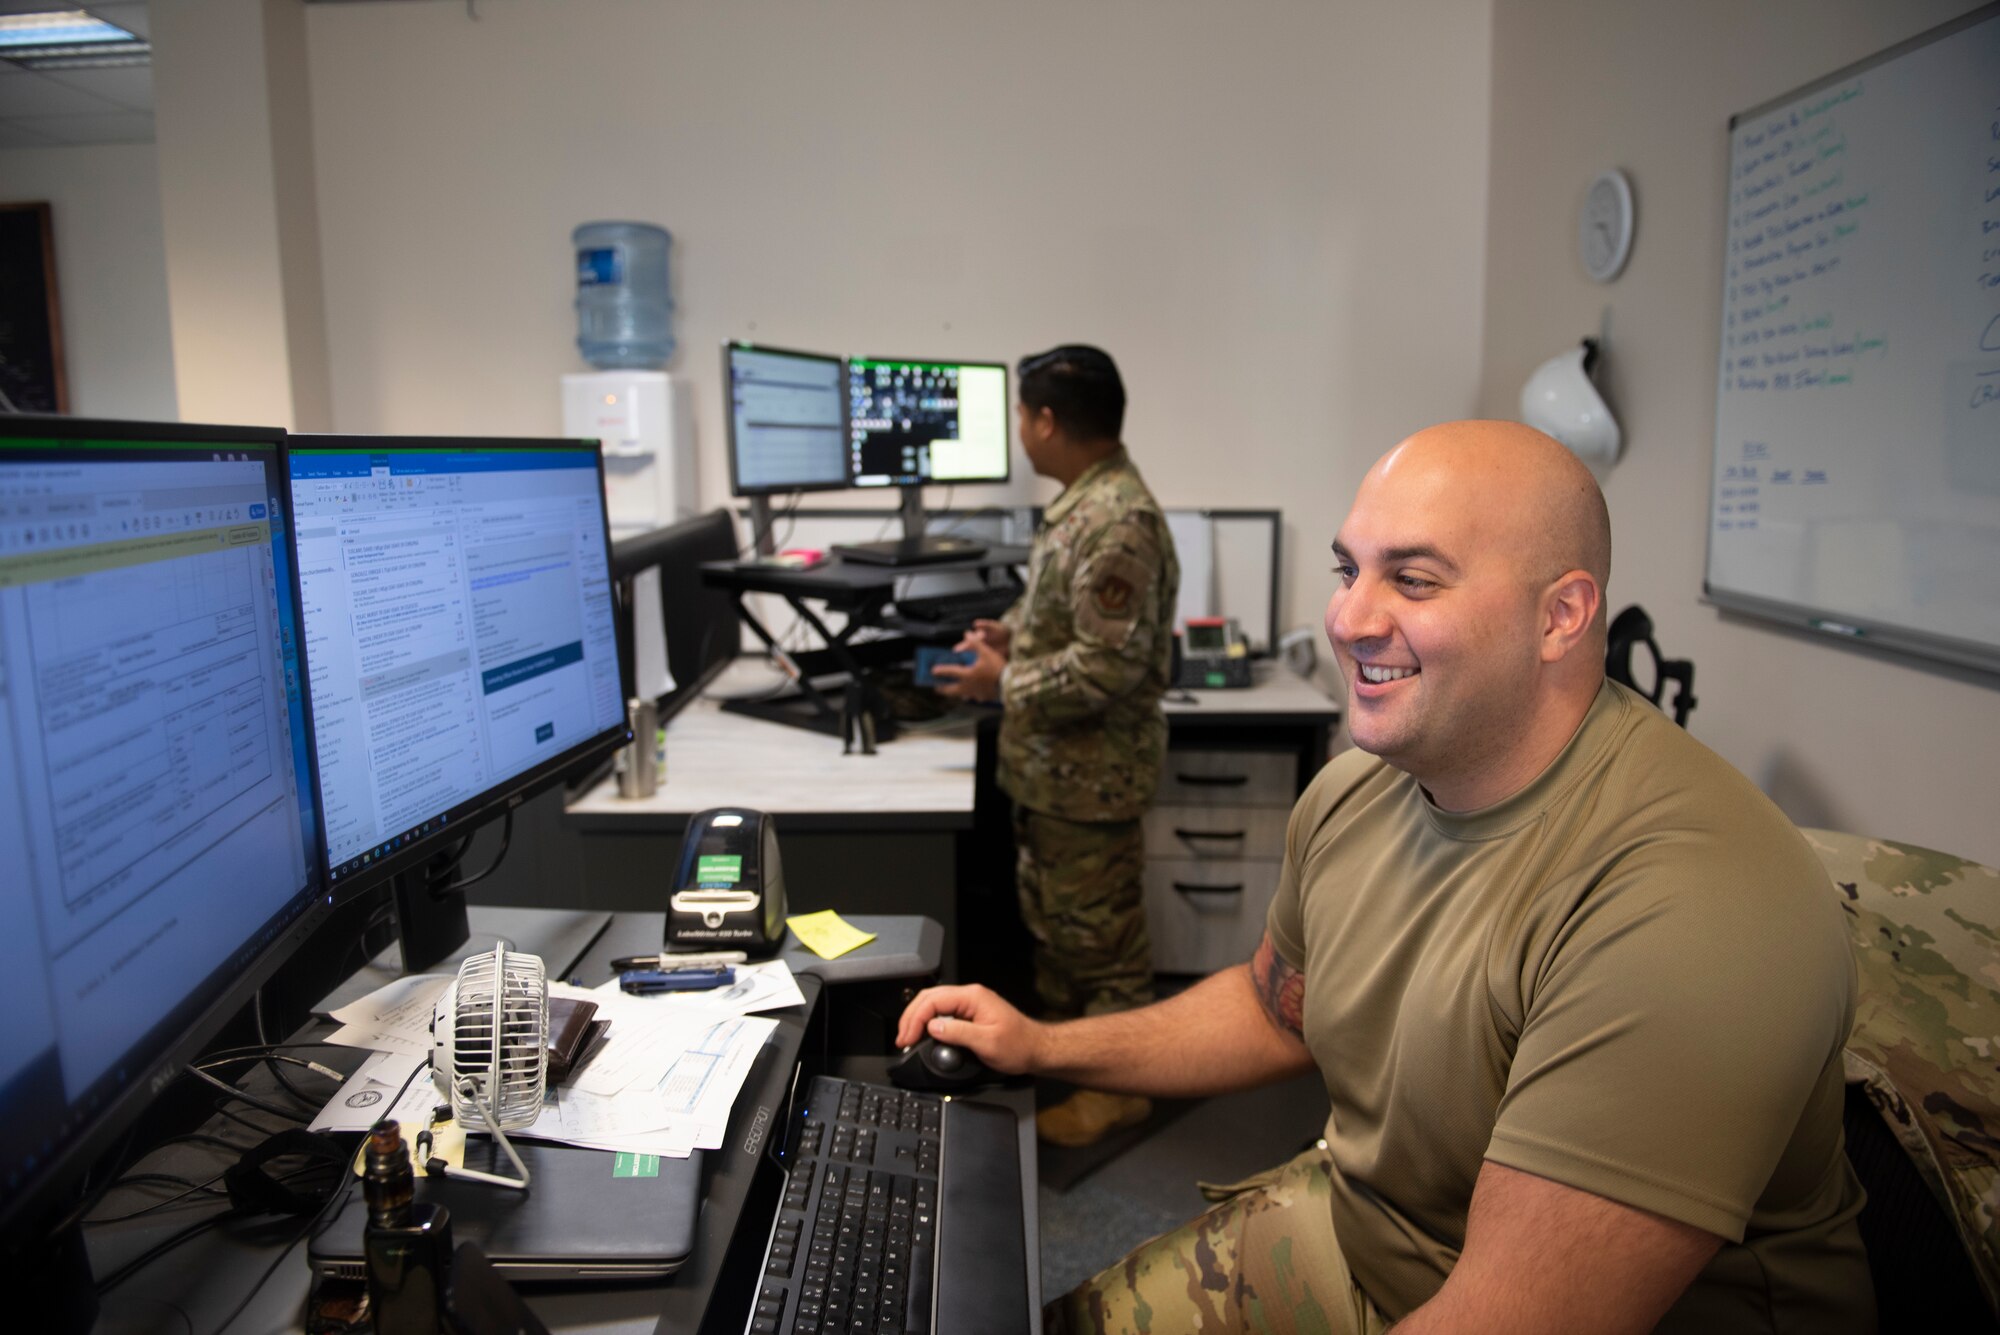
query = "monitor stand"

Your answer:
(832, 485), (986, 567)
(748, 493), (779, 558)
(391, 854), (472, 975)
